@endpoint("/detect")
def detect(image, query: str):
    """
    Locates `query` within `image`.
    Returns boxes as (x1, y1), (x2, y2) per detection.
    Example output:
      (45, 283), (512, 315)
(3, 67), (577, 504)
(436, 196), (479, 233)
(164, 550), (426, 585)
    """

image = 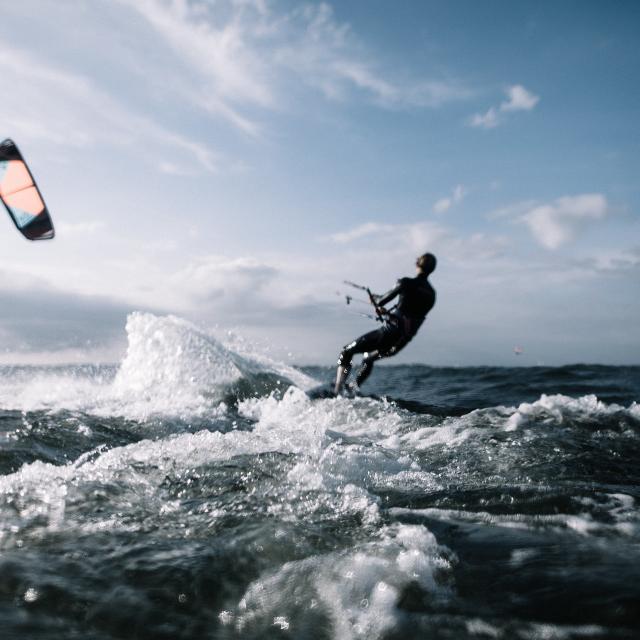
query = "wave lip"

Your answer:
(111, 312), (242, 420)
(0, 313), (315, 420)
